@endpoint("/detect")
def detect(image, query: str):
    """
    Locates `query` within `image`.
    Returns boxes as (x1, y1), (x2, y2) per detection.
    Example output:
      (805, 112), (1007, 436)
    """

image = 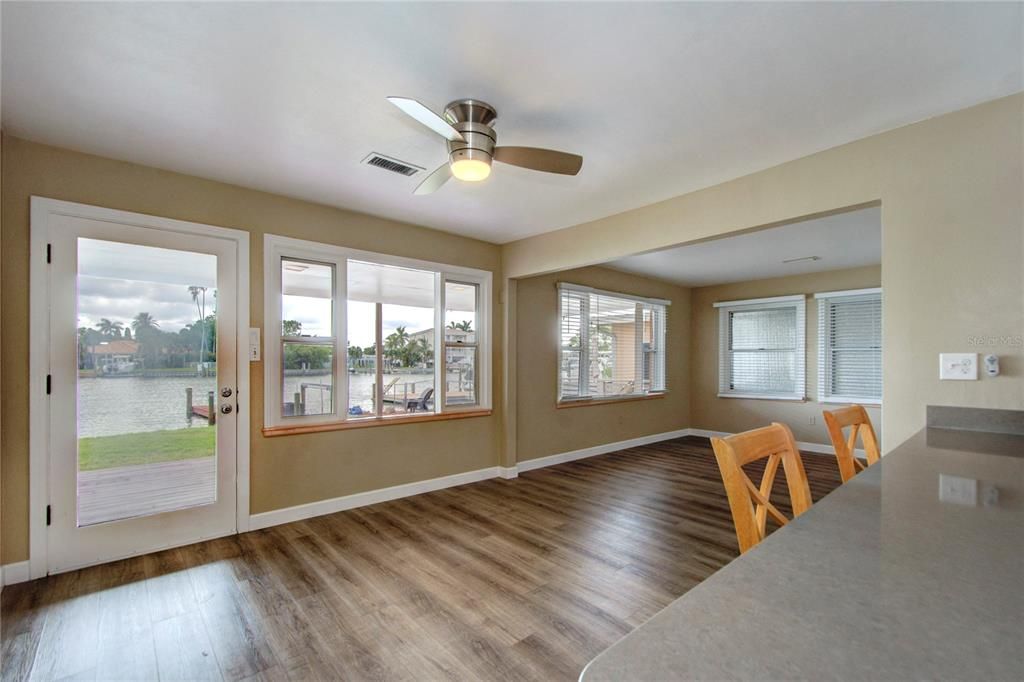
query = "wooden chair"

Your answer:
(711, 423), (813, 555)
(822, 405), (881, 483)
